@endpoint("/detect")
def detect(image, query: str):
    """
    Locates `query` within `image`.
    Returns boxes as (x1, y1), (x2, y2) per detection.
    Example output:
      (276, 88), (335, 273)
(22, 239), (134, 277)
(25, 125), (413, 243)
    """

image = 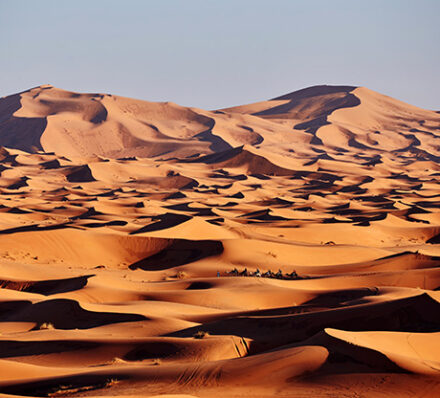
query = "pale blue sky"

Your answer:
(1, 0), (439, 109)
